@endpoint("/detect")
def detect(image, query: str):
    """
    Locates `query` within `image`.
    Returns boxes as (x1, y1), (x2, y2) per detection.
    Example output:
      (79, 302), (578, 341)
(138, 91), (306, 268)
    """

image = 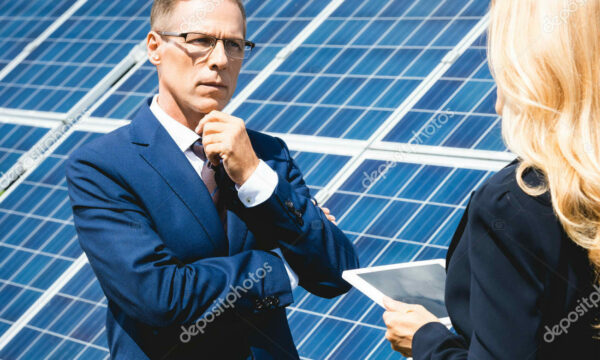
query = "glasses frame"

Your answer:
(157, 31), (255, 60)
